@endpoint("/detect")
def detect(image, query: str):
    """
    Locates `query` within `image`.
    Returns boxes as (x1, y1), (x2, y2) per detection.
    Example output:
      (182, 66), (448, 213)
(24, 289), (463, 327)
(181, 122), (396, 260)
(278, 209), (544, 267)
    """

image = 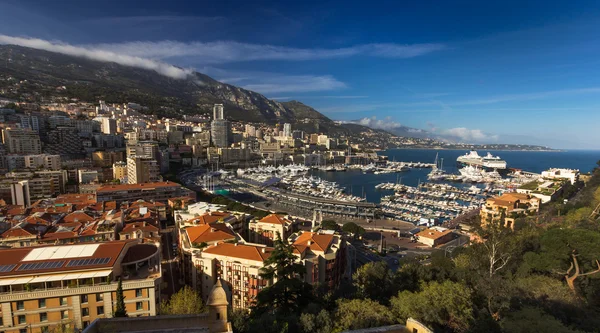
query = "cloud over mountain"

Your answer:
(0, 35), (192, 79)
